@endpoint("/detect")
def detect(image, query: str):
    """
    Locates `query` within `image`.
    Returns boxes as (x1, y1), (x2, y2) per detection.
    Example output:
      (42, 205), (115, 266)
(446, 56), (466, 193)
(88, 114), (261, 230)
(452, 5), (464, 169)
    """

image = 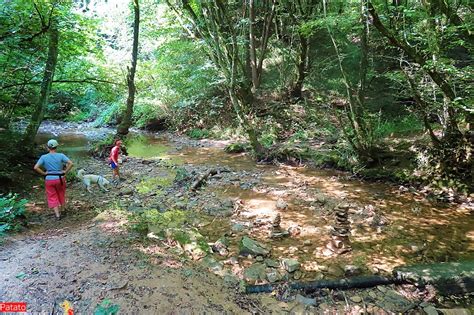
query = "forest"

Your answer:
(0, 0), (473, 313)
